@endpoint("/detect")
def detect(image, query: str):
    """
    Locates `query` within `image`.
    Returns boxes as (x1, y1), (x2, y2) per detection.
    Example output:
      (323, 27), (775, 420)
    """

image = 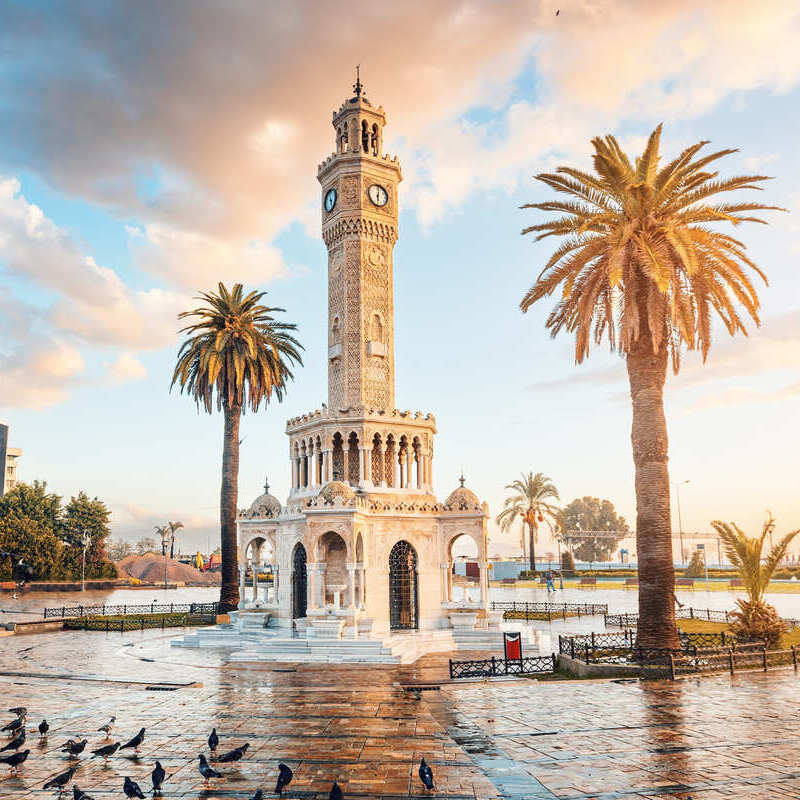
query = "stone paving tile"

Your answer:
(3, 629), (800, 798)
